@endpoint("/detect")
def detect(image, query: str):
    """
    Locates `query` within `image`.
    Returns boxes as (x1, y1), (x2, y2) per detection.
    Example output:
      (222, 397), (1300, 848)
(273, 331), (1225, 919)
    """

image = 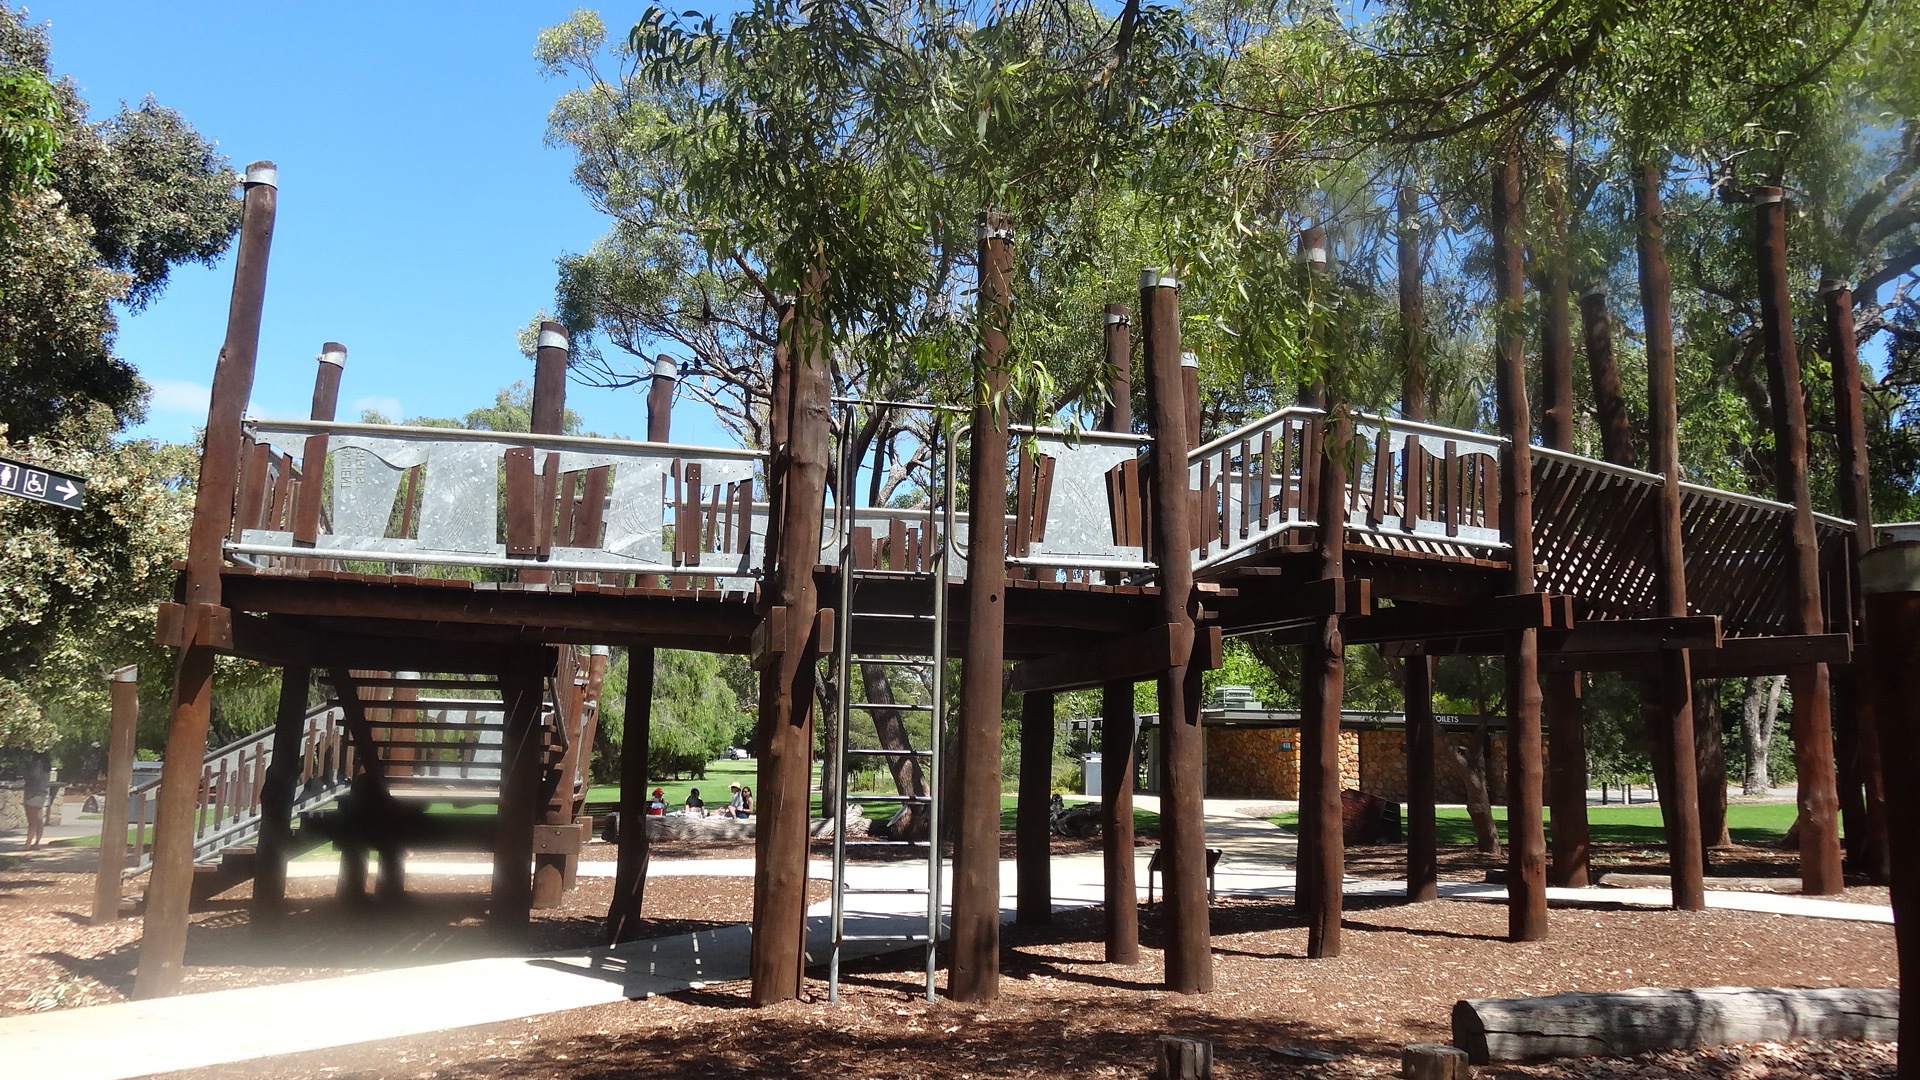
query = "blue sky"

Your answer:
(28, 2), (730, 446)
